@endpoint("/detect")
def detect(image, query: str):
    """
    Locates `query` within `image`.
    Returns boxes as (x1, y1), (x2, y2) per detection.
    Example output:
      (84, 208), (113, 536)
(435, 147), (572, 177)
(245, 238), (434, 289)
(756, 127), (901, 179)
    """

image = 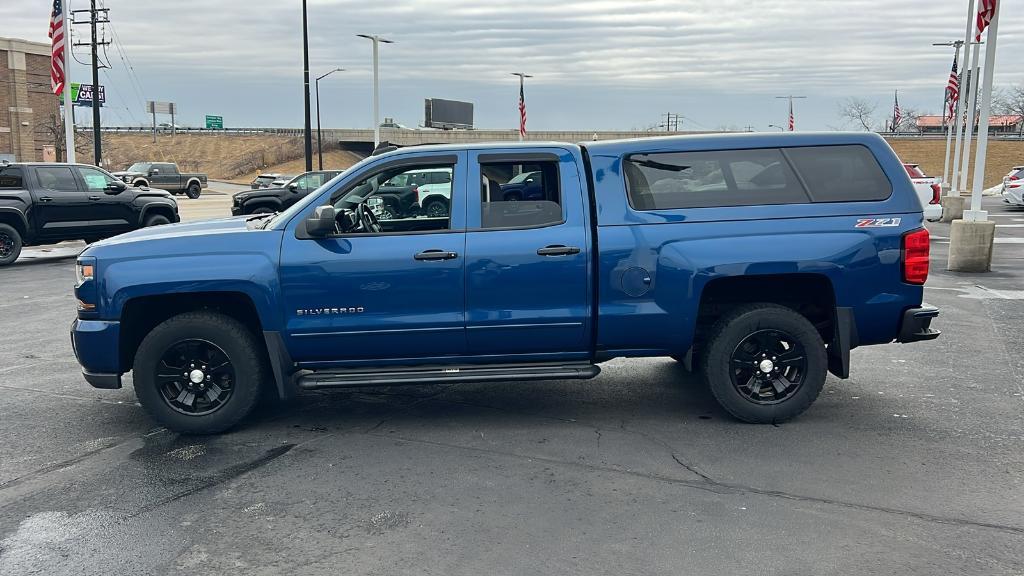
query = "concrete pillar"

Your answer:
(940, 196), (965, 223)
(947, 219), (996, 272)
